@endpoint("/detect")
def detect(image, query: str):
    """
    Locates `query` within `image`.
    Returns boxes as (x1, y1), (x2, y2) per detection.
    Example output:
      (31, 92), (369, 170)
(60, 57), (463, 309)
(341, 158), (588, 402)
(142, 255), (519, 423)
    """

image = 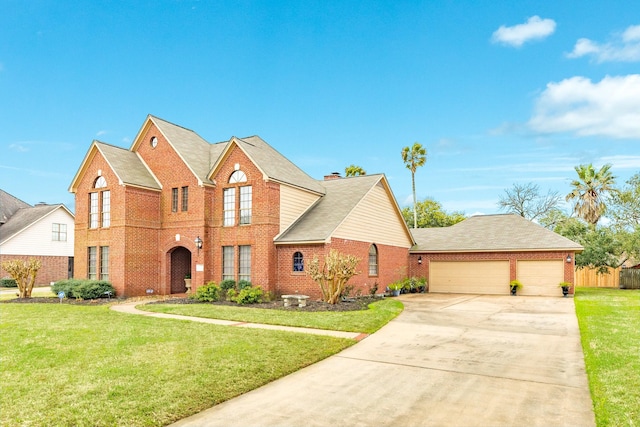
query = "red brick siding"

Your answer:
(409, 251), (577, 294)
(276, 240), (409, 299)
(0, 254), (70, 286)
